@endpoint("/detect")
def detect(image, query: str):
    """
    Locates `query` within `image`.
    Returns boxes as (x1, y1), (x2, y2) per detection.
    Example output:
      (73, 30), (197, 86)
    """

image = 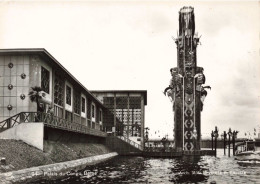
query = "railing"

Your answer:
(0, 112), (107, 137)
(144, 146), (174, 152)
(118, 136), (142, 150)
(81, 117), (87, 126)
(54, 105), (63, 118)
(73, 114), (81, 124)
